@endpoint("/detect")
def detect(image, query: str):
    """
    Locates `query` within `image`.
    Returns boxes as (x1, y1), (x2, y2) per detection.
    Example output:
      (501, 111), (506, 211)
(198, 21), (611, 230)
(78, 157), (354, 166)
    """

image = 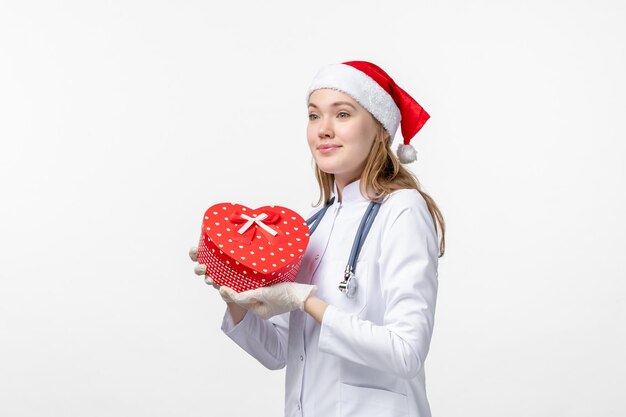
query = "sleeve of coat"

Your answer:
(221, 308), (290, 370)
(317, 196), (439, 380)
